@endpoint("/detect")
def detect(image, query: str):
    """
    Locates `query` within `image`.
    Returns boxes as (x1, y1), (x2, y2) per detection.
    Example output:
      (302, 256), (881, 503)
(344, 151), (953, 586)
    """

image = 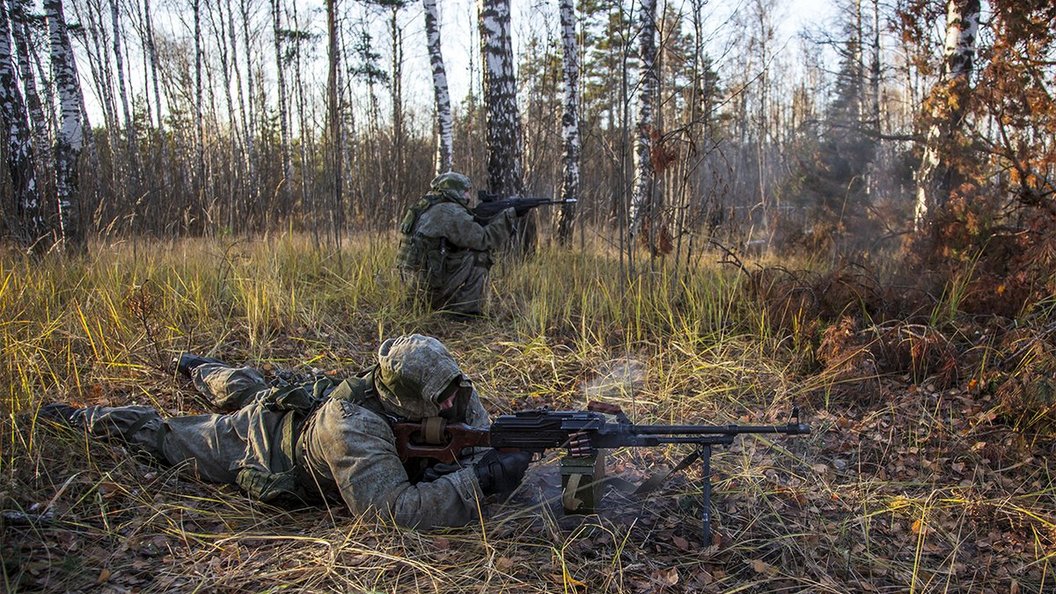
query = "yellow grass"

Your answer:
(1, 233), (1052, 593)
